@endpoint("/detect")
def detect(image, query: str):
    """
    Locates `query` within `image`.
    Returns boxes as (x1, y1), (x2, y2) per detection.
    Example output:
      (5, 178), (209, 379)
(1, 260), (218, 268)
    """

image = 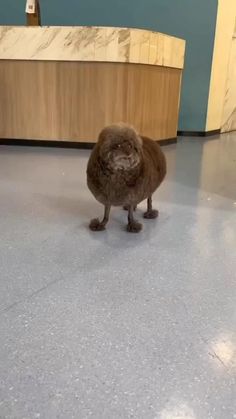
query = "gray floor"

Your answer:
(0, 133), (236, 419)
